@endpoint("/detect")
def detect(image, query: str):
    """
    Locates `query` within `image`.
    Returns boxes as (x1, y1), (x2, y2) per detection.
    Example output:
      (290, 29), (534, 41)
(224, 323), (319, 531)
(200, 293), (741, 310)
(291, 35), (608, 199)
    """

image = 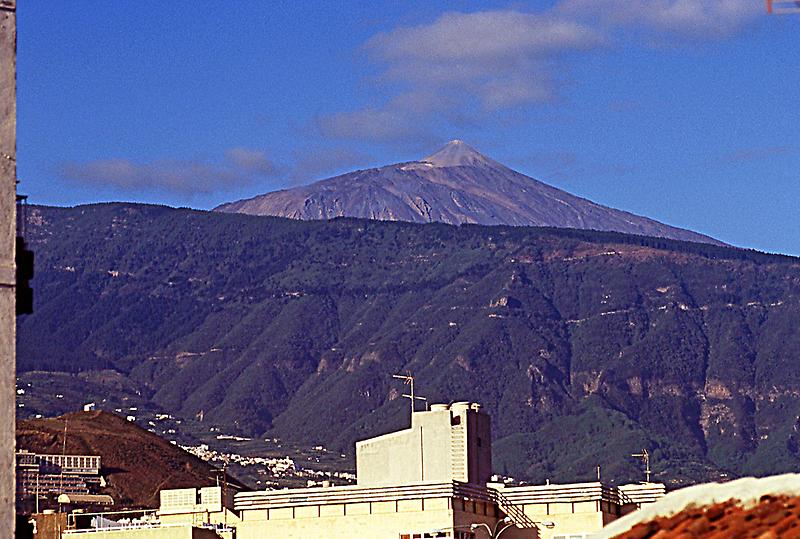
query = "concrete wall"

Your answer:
(356, 403), (492, 487)
(234, 497), (583, 539)
(62, 526), (221, 539)
(357, 428), (424, 486)
(357, 410), (454, 486)
(463, 405), (491, 486)
(236, 496), (504, 539)
(233, 491), (612, 539)
(0, 0), (15, 534)
(159, 507), (240, 528)
(237, 500), (453, 539)
(517, 502), (607, 539)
